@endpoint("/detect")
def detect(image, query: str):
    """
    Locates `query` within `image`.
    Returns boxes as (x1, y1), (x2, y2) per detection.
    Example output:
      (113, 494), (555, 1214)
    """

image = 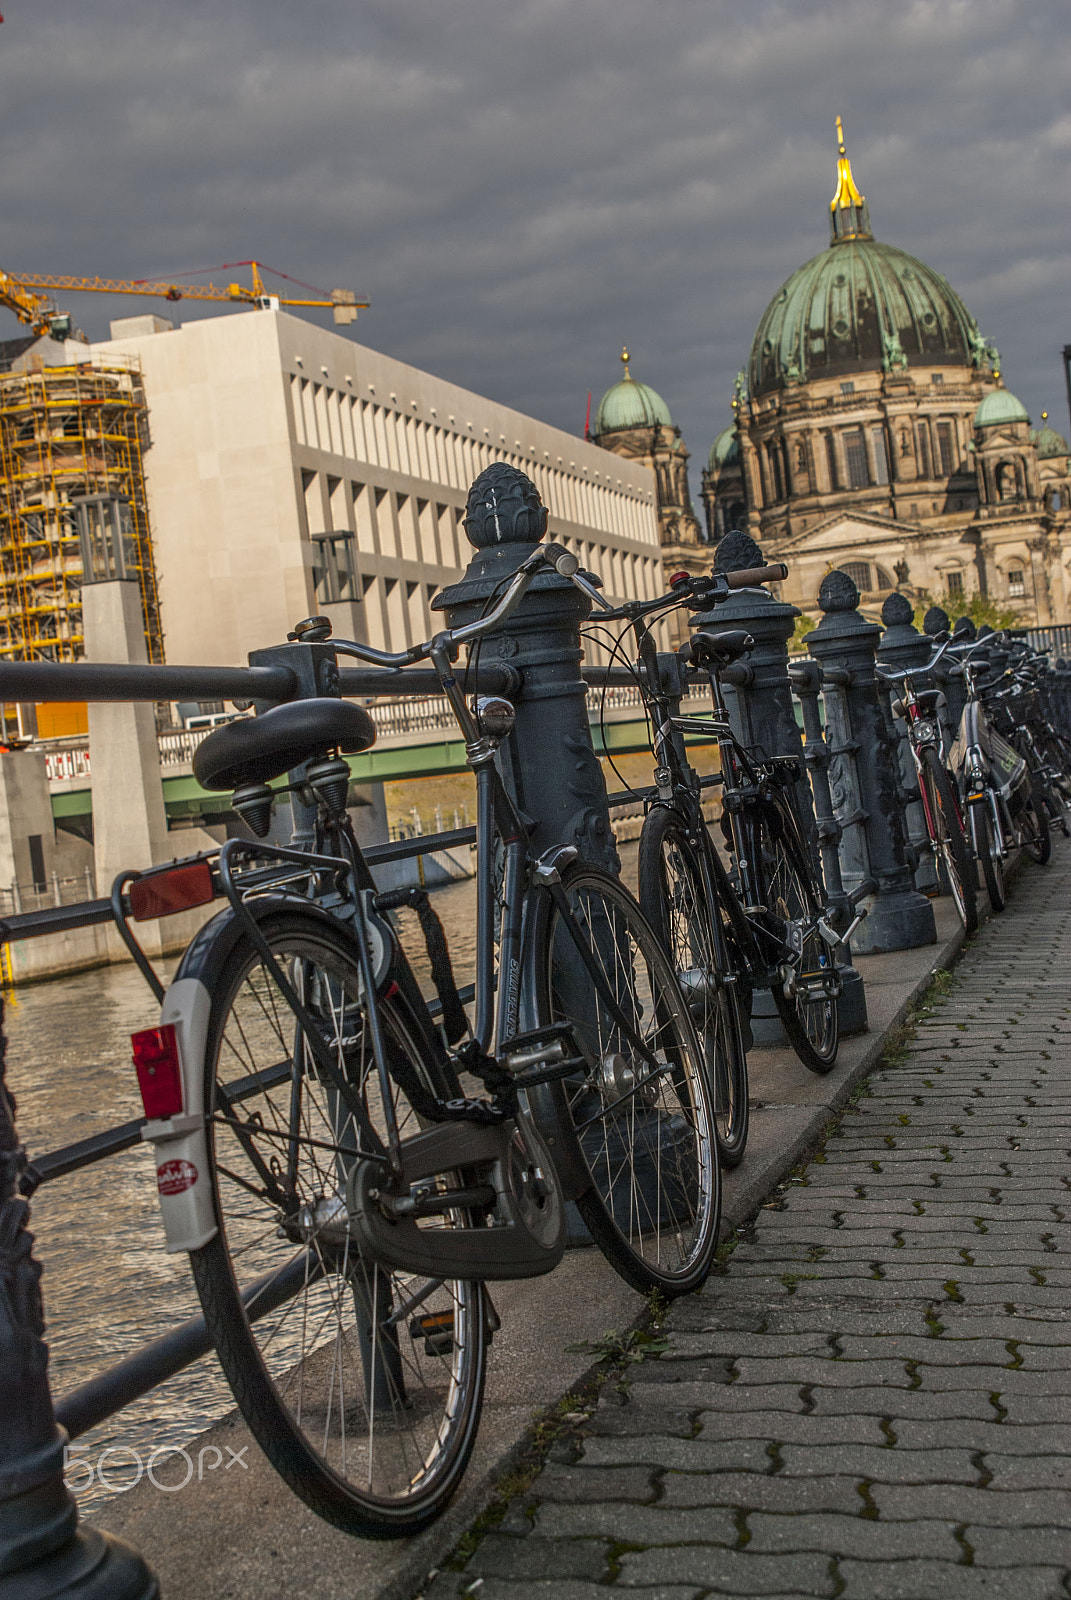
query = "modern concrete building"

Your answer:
(95, 311), (664, 674)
